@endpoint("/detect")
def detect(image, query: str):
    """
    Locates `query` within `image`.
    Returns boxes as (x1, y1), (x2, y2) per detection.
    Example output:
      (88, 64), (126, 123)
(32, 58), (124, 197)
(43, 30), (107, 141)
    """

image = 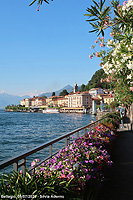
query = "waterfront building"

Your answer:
(57, 96), (68, 107)
(97, 94), (114, 105)
(20, 99), (25, 106)
(89, 88), (104, 97)
(35, 97), (46, 107)
(68, 91), (92, 108)
(102, 94), (114, 105)
(25, 98), (32, 107)
(21, 97), (46, 107)
(46, 96), (63, 107)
